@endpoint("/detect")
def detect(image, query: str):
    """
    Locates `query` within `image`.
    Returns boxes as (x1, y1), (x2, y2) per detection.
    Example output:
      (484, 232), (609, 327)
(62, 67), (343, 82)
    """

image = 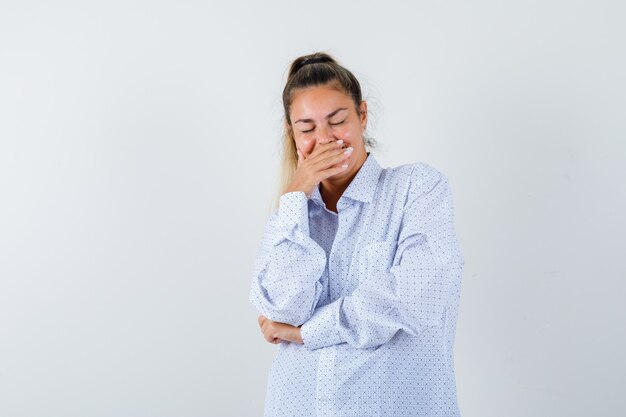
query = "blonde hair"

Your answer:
(273, 52), (376, 211)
